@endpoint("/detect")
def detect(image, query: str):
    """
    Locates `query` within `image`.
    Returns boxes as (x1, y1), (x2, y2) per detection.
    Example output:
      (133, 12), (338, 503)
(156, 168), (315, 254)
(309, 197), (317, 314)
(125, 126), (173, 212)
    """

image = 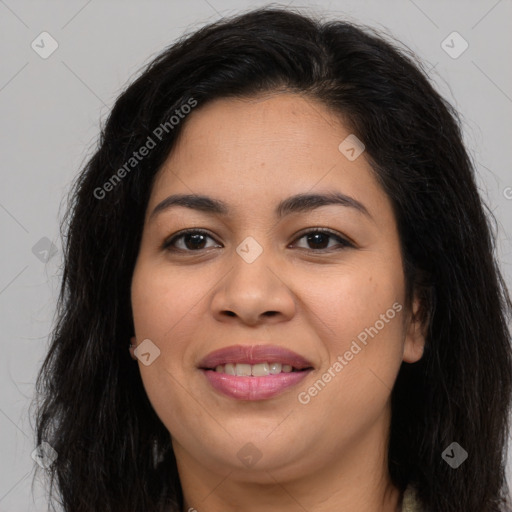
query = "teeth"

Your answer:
(236, 363), (252, 376)
(269, 362), (282, 374)
(211, 362), (300, 376)
(224, 363), (236, 375)
(252, 363), (270, 376)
